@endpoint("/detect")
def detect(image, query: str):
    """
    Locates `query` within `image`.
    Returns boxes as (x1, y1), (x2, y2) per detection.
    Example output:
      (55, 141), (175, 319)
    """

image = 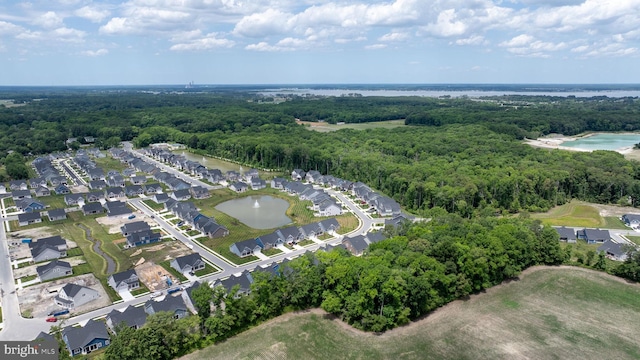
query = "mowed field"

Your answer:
(531, 200), (629, 229)
(298, 119), (406, 132)
(181, 267), (640, 360)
